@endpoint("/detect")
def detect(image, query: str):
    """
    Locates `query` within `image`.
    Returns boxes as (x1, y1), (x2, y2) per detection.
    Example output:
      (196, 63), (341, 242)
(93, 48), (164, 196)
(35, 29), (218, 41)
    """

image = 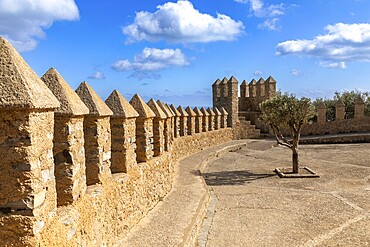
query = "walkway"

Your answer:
(118, 139), (370, 246)
(201, 140), (370, 246)
(117, 140), (249, 246)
